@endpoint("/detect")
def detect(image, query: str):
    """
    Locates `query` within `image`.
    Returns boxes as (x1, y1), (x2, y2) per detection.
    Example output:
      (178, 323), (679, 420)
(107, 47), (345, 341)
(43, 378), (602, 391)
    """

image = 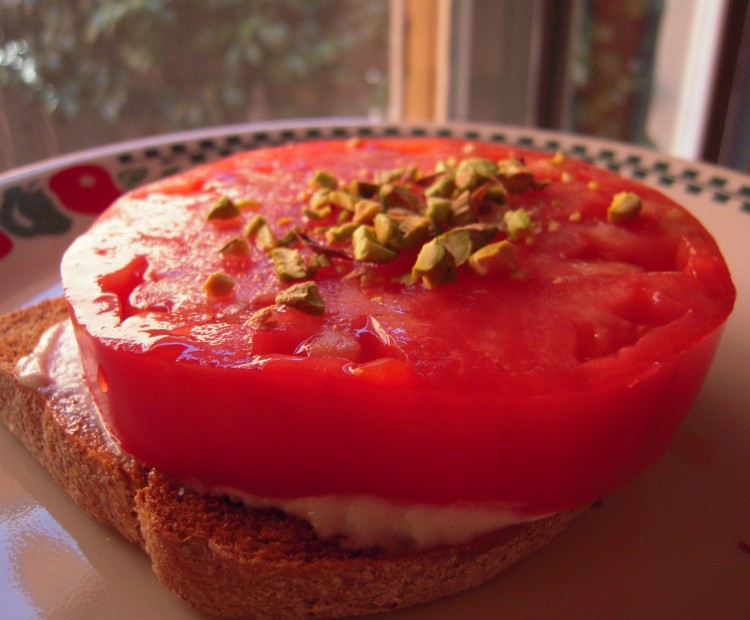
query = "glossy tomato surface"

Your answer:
(61, 139), (735, 514)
